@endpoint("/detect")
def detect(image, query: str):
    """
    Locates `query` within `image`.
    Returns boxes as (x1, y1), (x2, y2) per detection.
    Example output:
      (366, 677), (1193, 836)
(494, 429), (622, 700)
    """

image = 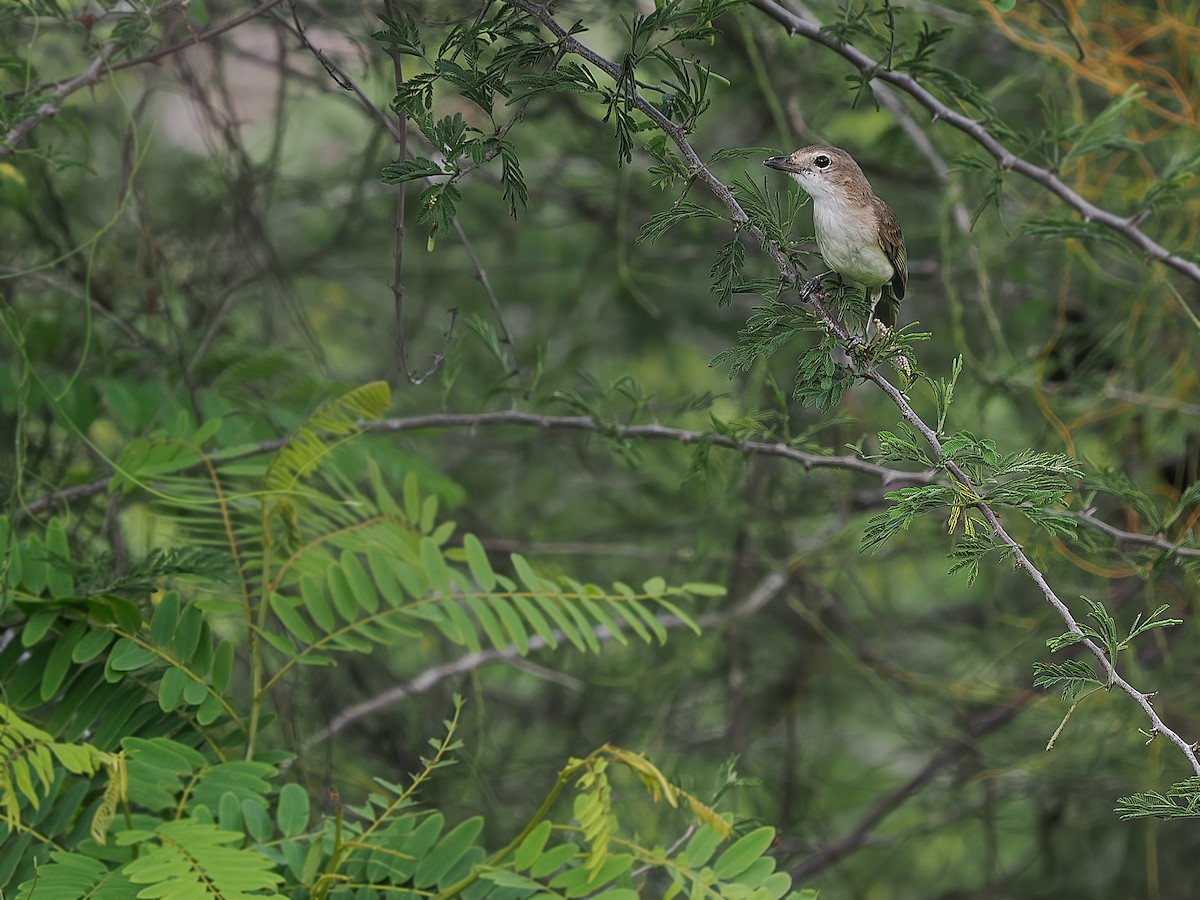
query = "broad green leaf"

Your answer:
(511, 553), (541, 593)
(107, 638), (158, 672)
(682, 825), (723, 868)
(219, 792), (243, 832)
(242, 799), (274, 842)
(579, 597), (627, 646)
(367, 545), (406, 604)
(19, 537), (48, 595)
(713, 826), (776, 880)
(41, 619), (84, 700)
(413, 815), (484, 888)
(420, 493), (439, 534)
(158, 666), (188, 711)
(421, 537), (451, 593)
(466, 596), (509, 652)
(443, 600), (481, 653)
(390, 558), (429, 598)
(534, 596), (584, 651)
(463, 533), (496, 591)
(560, 596), (601, 653)
(683, 582), (727, 597)
(491, 595), (529, 655)
(196, 693), (224, 726)
(606, 599), (652, 643)
(326, 563), (359, 623)
(173, 603), (204, 661)
(514, 596), (557, 649)
(529, 842), (580, 878)
(628, 599), (668, 644)
(276, 783), (309, 837)
(300, 574), (335, 632)
(149, 591), (181, 645)
(270, 593), (314, 644)
(655, 598), (701, 636)
(514, 820), (552, 872)
(643, 576), (666, 597)
(71, 627), (115, 663)
(210, 640), (234, 692)
(342, 551), (378, 614)
(259, 629), (298, 656)
(44, 519), (74, 599)
(182, 675), (208, 706)
(404, 470), (421, 523)
(22, 608), (59, 647)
